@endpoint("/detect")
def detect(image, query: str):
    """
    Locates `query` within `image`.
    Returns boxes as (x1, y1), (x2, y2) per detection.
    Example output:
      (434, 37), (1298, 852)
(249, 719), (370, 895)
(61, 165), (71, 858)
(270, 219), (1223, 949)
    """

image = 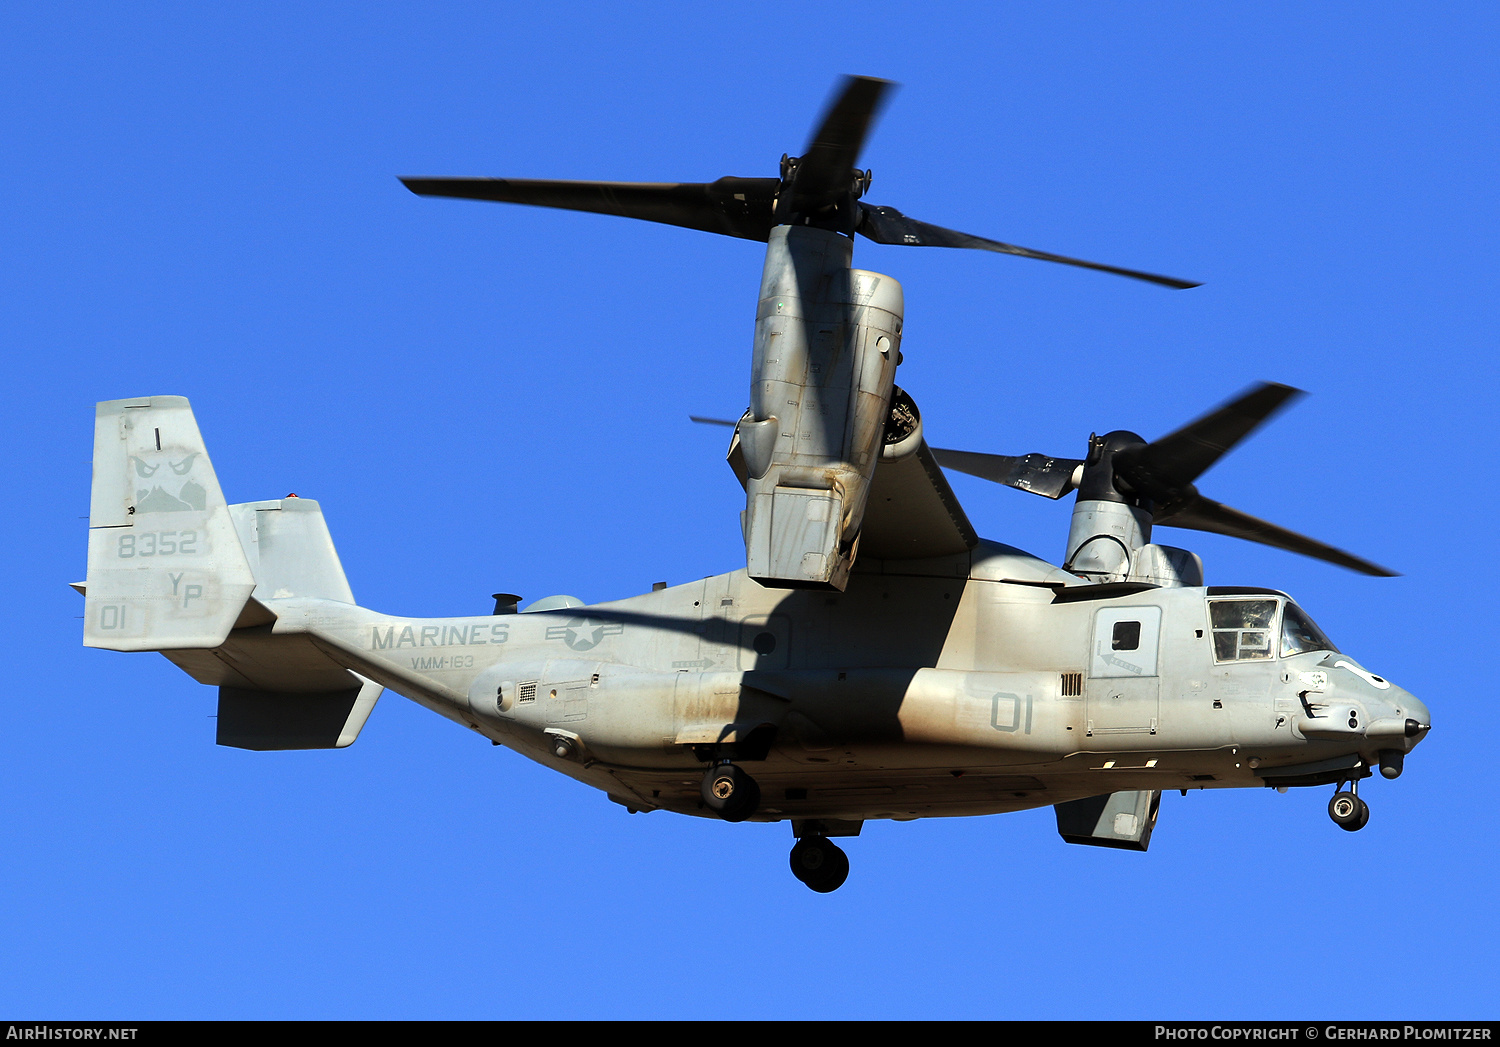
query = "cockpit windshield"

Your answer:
(1209, 599), (1277, 661)
(1208, 598), (1339, 662)
(1280, 602), (1338, 657)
